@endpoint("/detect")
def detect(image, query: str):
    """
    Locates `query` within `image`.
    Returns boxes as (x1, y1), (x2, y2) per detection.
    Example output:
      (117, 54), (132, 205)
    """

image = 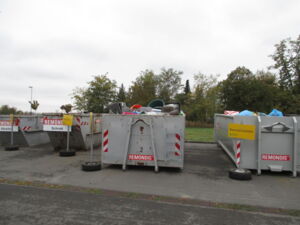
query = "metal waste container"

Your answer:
(101, 114), (185, 171)
(214, 114), (300, 177)
(43, 113), (101, 150)
(0, 115), (50, 147)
